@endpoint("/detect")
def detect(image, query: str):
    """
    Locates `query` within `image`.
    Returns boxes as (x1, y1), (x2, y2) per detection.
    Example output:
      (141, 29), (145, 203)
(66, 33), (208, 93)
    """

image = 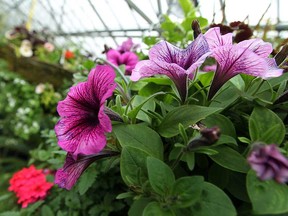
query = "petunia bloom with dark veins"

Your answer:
(54, 65), (116, 158)
(55, 151), (119, 190)
(130, 34), (210, 102)
(204, 27), (283, 99)
(247, 144), (288, 183)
